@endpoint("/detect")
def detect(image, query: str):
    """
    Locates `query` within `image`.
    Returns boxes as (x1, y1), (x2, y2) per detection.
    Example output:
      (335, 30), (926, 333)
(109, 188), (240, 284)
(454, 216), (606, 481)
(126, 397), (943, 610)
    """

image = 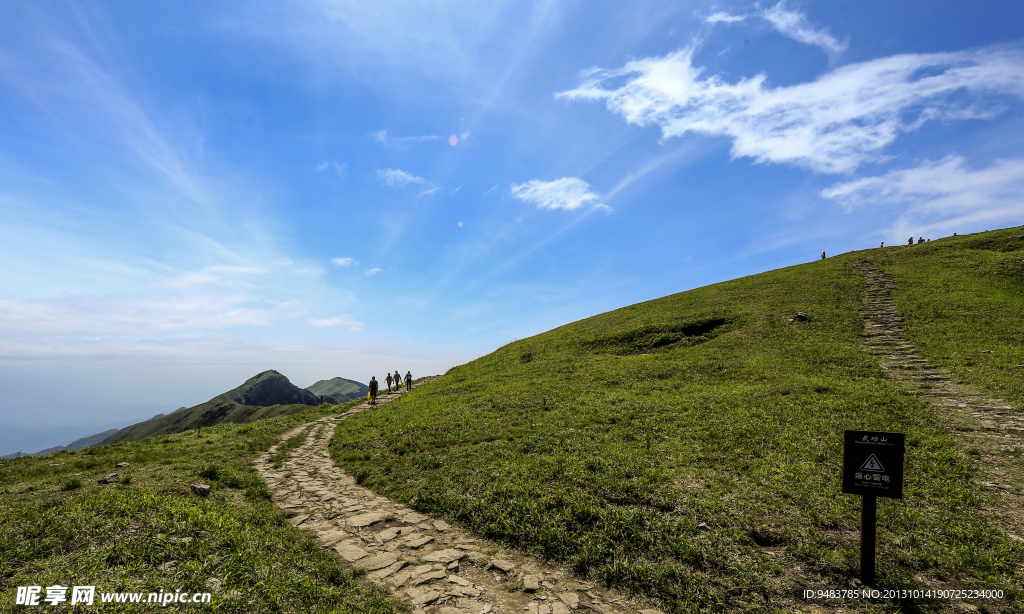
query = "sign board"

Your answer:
(842, 430), (905, 499)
